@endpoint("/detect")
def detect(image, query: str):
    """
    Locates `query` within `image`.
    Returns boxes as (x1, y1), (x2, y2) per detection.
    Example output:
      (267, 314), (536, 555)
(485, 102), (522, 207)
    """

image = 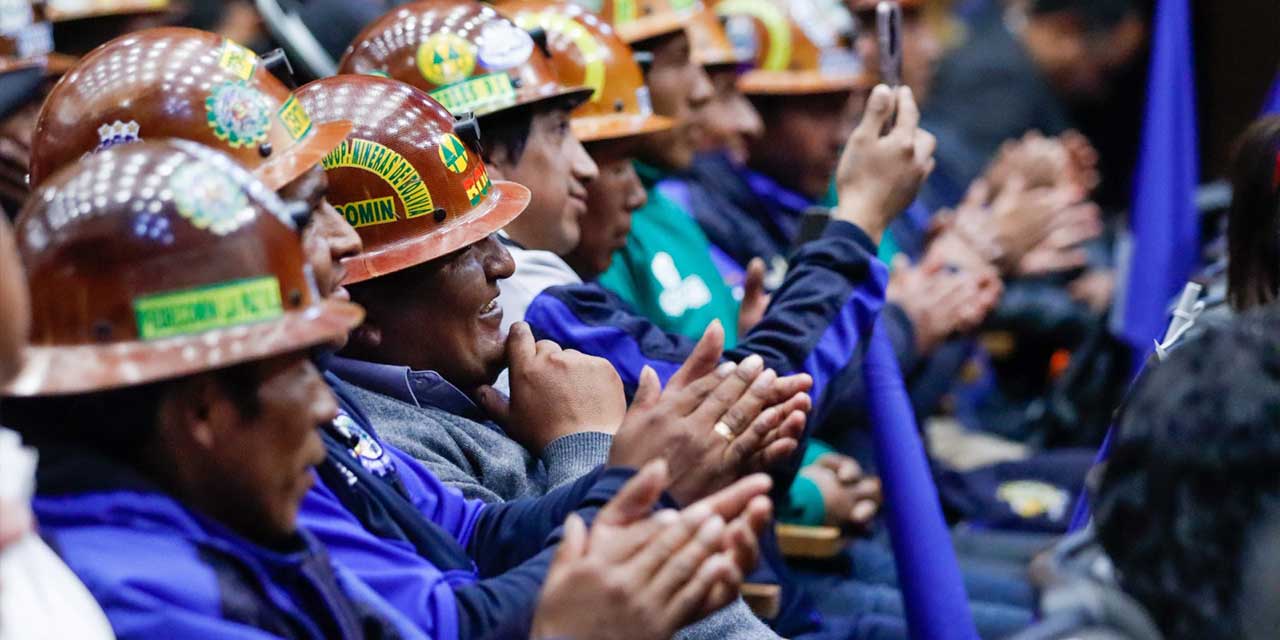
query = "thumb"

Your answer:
(961, 179), (991, 210)
(598, 459), (670, 526)
(632, 365), (663, 409)
(745, 258), (766, 296)
(668, 320), (725, 390)
(554, 513), (589, 563)
(474, 385), (512, 425)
